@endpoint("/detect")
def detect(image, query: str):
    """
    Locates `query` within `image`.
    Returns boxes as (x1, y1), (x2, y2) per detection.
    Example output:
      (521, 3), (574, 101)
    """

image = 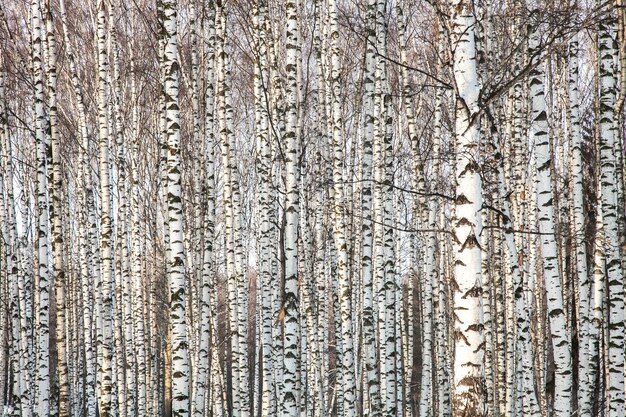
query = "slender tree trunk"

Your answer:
(192, 2), (216, 416)
(253, 1), (276, 414)
(567, 18), (592, 417)
(528, 1), (573, 415)
(31, 0), (51, 415)
(160, 0), (190, 415)
(327, 1), (356, 415)
(312, 5), (329, 415)
(396, 3), (431, 415)
(597, 7), (625, 416)
(40, 1), (70, 415)
(0, 57), (11, 417)
(283, 1), (301, 415)
(94, 1), (117, 415)
(361, 0), (380, 415)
